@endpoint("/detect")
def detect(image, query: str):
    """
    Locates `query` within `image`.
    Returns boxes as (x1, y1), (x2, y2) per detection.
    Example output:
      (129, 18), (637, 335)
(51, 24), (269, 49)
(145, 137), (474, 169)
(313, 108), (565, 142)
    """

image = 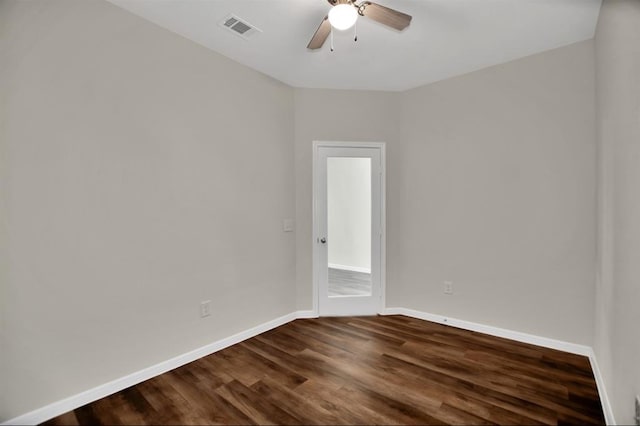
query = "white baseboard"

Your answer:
(382, 307), (616, 425)
(586, 348), (616, 425)
(381, 307), (591, 355)
(327, 263), (371, 274)
(294, 309), (318, 319)
(2, 311), (302, 426)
